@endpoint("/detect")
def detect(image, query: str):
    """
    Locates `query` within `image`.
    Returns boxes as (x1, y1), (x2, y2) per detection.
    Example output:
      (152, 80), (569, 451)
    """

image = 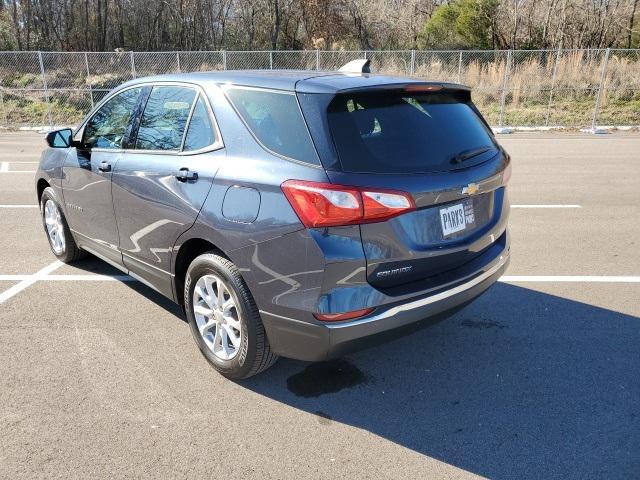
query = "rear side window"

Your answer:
(226, 88), (319, 165)
(136, 86), (196, 151)
(327, 91), (497, 173)
(183, 95), (216, 151)
(83, 87), (143, 149)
